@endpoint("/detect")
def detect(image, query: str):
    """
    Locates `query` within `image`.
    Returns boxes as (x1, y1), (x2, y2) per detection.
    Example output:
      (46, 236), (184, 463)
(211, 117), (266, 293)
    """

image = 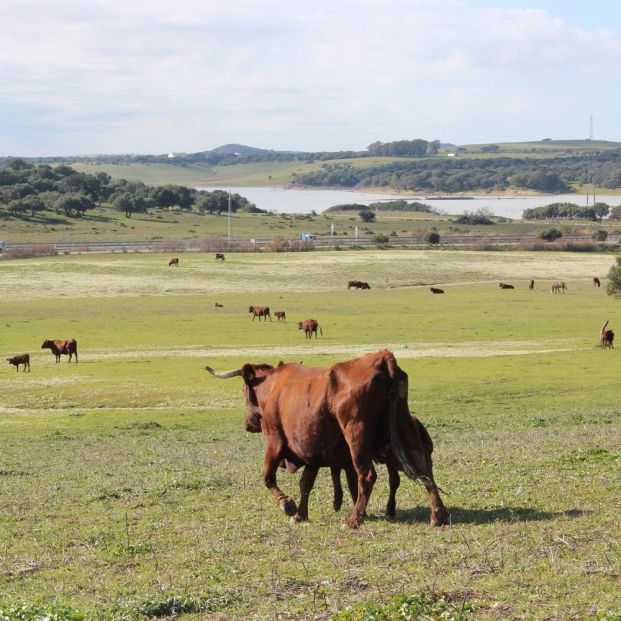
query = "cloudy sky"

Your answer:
(2, 0), (621, 156)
